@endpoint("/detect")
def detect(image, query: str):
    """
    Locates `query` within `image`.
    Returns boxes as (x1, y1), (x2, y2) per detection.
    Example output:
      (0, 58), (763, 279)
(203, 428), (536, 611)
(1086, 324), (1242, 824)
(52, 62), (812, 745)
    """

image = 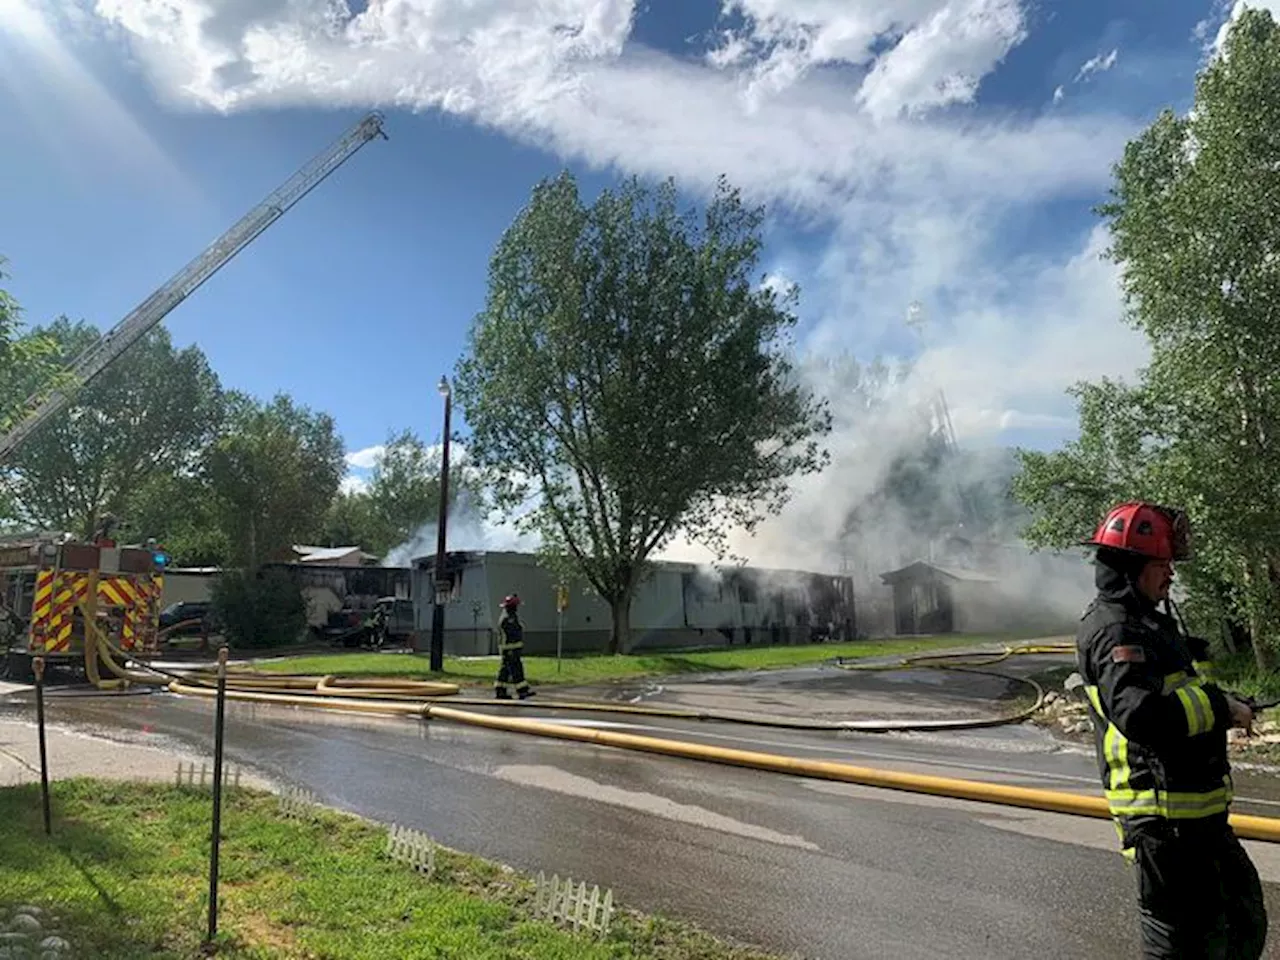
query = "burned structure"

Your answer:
(410, 550), (856, 656)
